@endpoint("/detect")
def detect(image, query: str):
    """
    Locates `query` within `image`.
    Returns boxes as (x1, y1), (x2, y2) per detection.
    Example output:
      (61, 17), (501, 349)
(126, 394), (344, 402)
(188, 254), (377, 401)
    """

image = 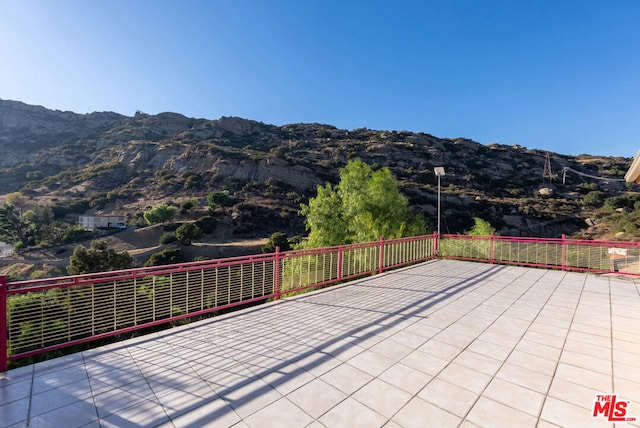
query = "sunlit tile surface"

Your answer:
(1, 260), (639, 427)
